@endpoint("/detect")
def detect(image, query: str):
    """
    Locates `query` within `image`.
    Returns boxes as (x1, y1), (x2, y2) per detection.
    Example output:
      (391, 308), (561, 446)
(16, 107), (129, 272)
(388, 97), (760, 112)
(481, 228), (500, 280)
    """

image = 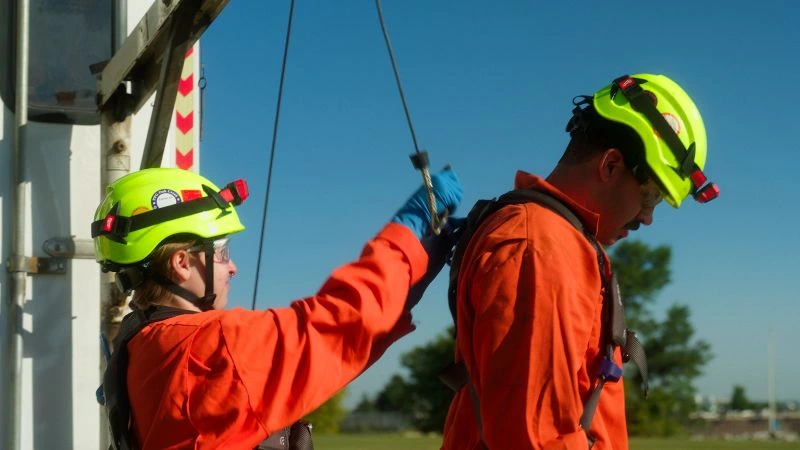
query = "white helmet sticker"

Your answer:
(151, 189), (182, 209)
